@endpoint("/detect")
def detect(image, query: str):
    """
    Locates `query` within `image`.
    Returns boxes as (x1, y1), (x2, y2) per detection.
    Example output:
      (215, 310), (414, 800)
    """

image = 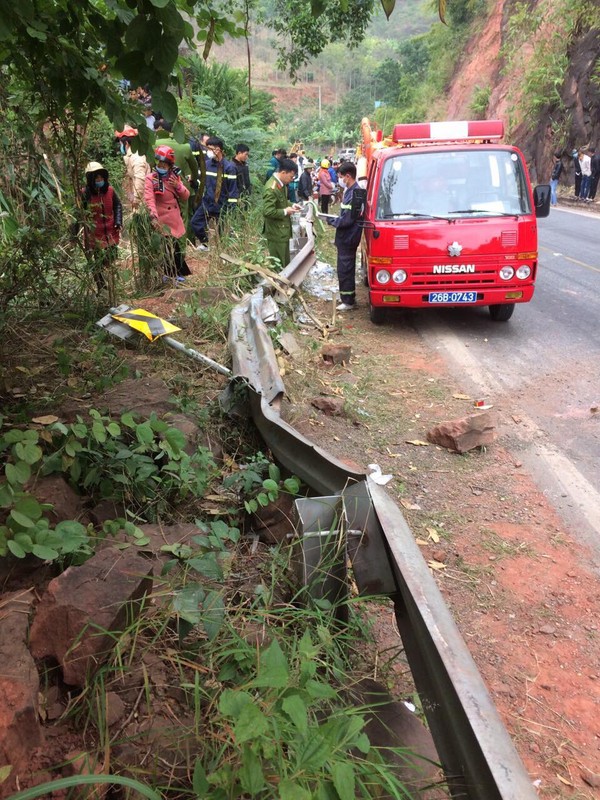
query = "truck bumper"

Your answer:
(369, 284), (535, 308)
